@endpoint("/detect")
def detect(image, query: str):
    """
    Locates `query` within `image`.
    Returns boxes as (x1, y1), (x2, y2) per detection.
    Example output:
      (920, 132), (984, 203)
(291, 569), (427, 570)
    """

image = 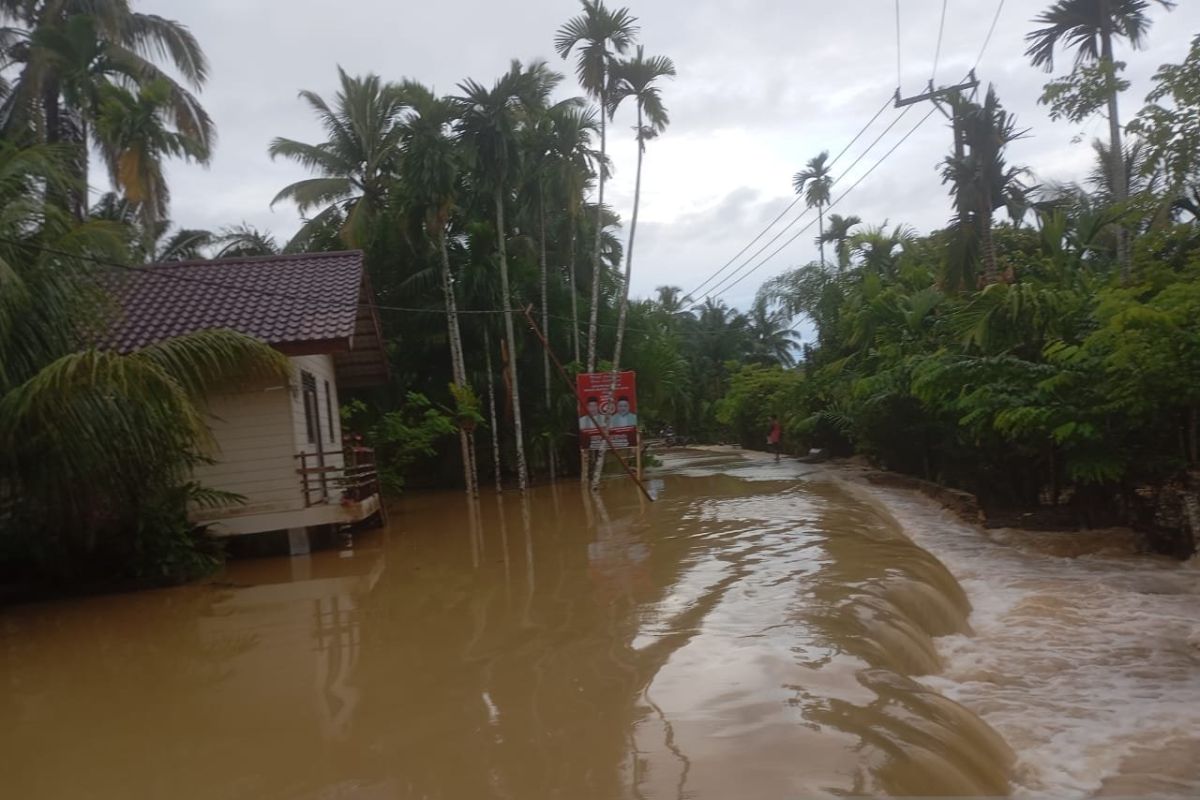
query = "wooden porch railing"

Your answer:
(297, 446), (381, 508)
